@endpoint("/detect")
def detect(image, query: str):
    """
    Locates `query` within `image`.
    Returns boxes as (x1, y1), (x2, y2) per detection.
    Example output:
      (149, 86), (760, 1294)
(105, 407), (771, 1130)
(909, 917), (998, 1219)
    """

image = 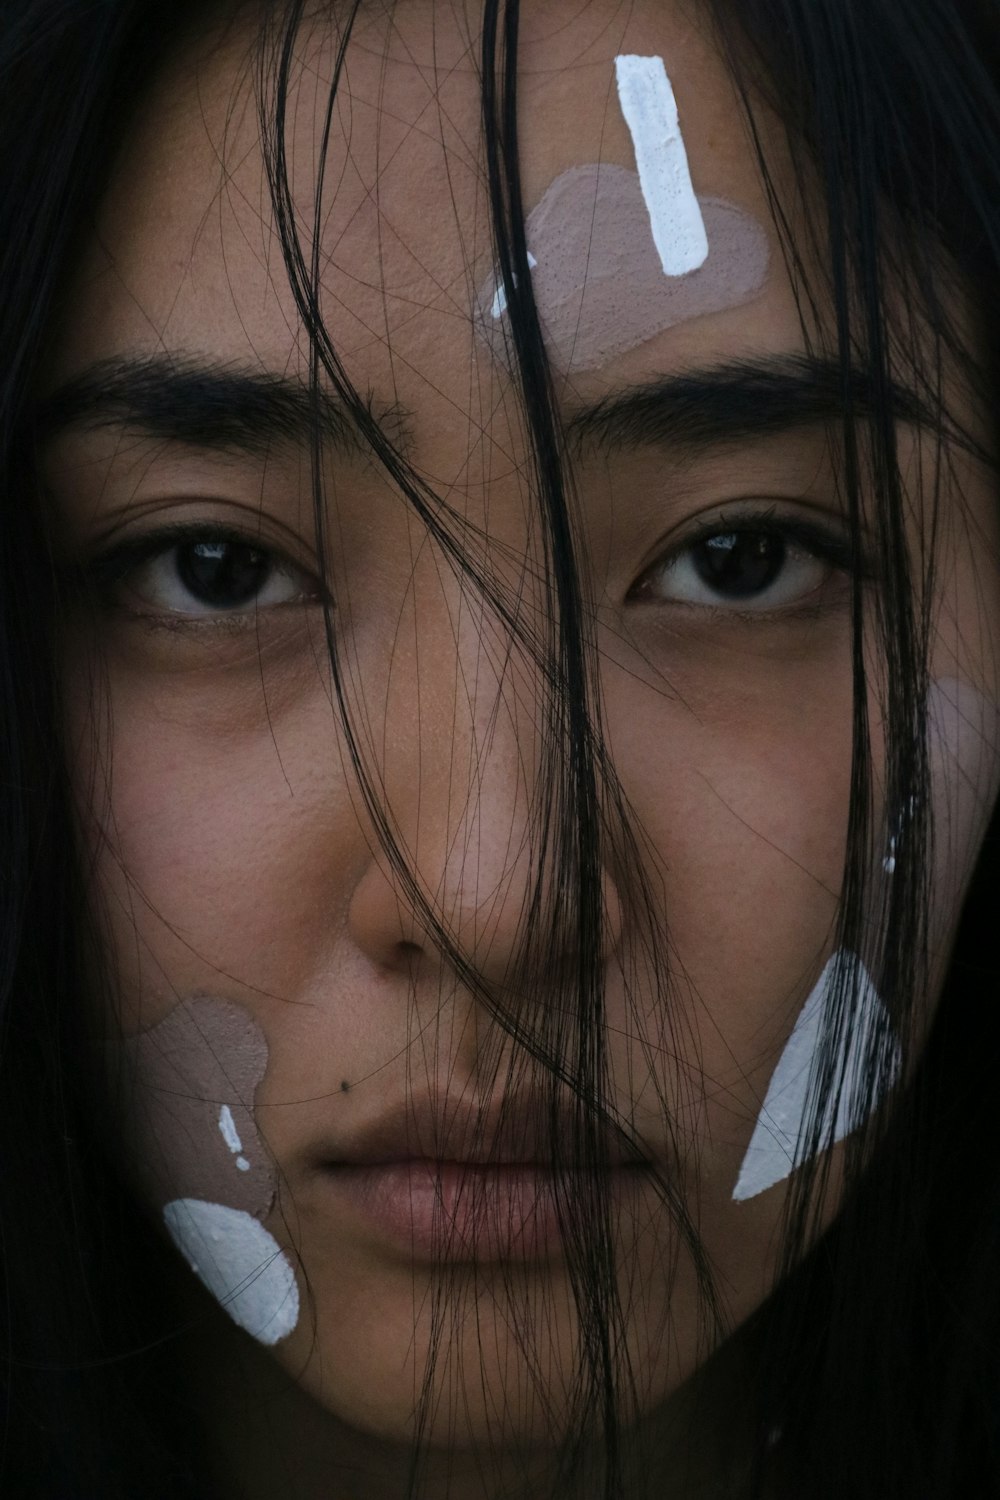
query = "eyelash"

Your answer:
(628, 505), (863, 615)
(82, 522), (324, 625)
(79, 505), (863, 631)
